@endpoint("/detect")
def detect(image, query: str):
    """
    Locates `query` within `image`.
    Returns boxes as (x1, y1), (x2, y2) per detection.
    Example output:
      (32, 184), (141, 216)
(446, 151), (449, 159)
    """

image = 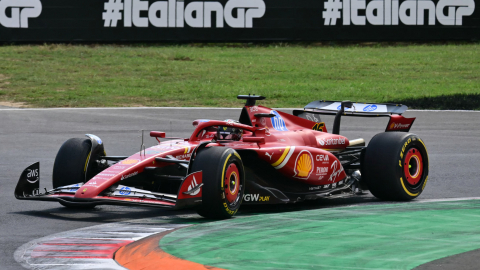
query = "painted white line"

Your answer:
(416, 197), (480, 203)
